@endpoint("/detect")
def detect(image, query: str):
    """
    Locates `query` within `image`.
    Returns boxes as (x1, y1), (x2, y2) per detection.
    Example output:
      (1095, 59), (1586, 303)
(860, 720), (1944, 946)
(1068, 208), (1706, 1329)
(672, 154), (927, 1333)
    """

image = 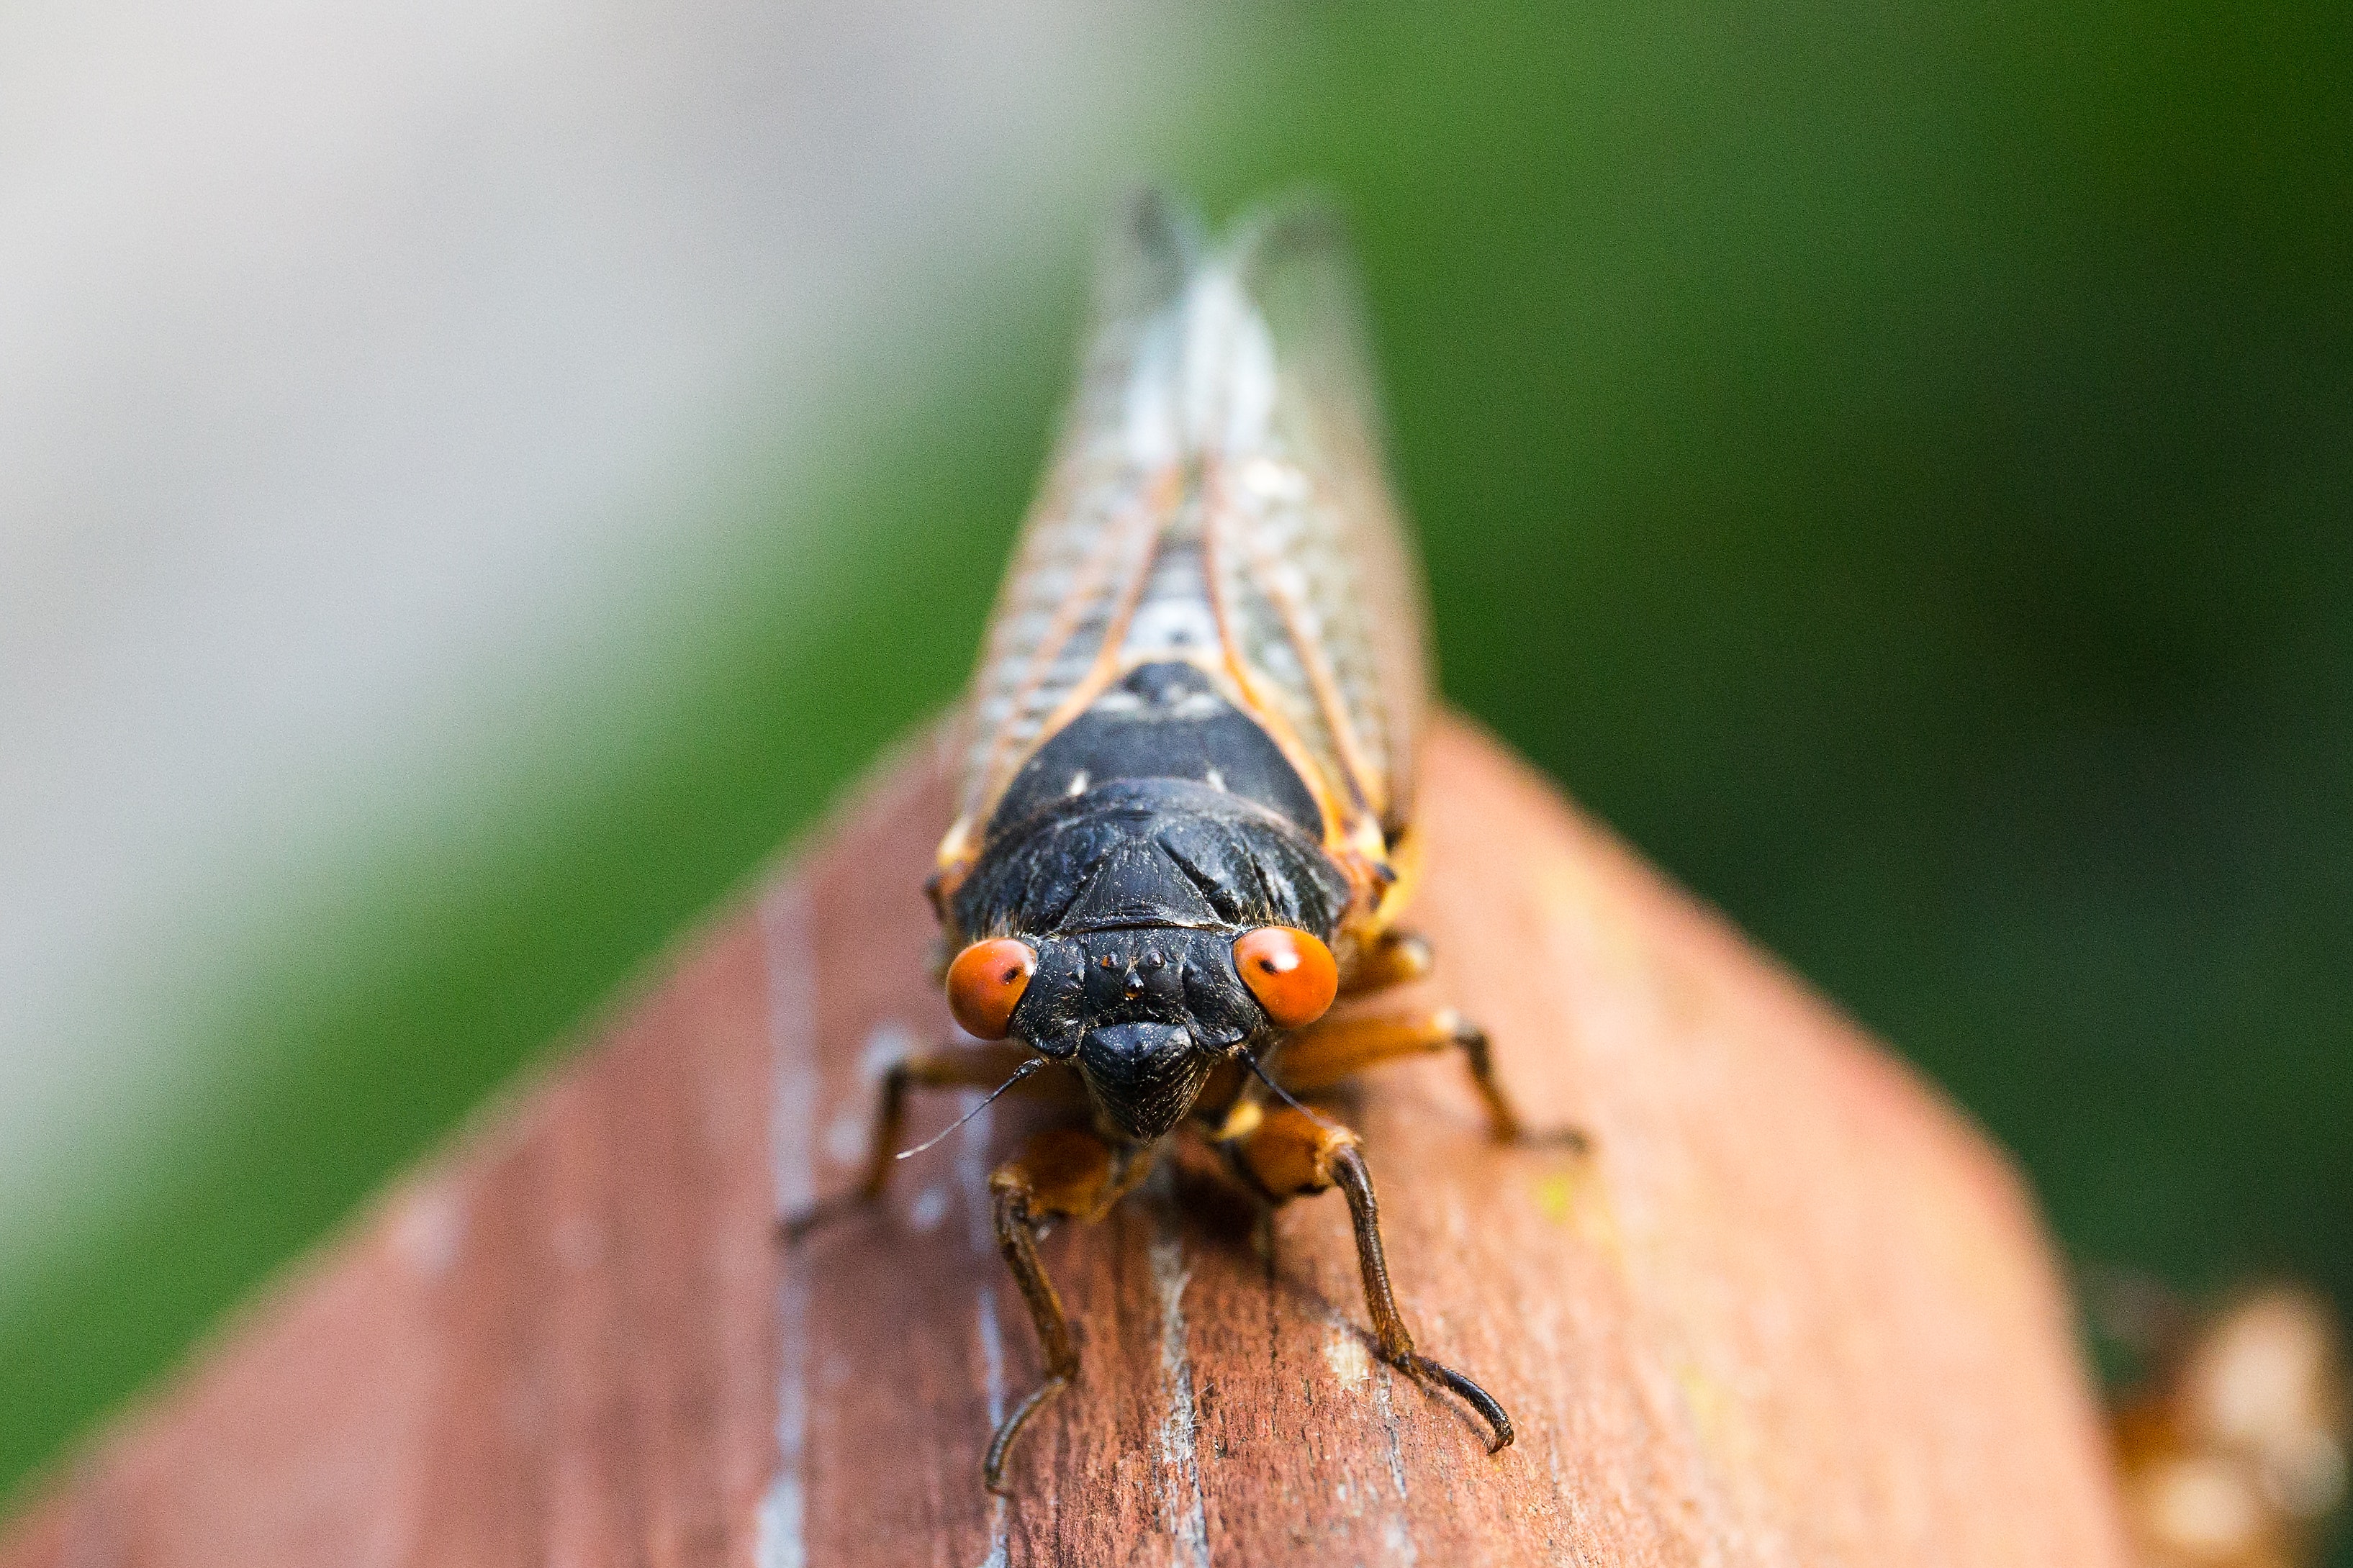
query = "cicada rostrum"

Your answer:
(790, 192), (1576, 1492)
